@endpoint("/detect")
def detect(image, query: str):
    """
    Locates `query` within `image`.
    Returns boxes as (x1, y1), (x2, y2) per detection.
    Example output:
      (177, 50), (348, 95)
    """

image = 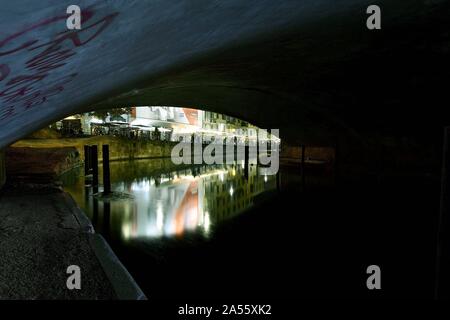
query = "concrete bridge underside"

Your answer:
(0, 0), (449, 164)
(2, 1), (450, 299)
